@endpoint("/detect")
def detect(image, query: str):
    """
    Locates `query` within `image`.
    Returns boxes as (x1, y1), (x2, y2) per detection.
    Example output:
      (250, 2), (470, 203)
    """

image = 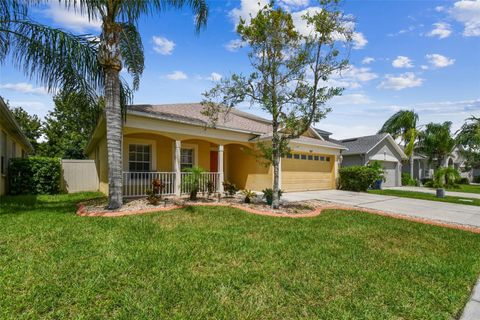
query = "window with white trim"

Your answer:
(128, 144), (151, 172)
(180, 148), (194, 170)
